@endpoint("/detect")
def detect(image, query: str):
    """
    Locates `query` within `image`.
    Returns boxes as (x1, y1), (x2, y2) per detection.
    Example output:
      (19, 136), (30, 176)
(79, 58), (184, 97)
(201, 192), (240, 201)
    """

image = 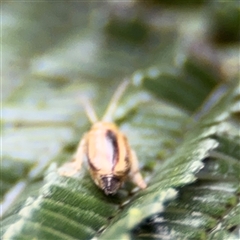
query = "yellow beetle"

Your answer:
(59, 80), (147, 195)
